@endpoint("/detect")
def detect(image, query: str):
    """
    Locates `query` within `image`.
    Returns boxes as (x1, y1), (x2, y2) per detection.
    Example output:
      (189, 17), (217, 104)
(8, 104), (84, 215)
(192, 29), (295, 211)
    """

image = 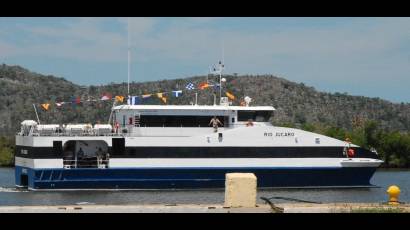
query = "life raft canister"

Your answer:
(347, 148), (355, 157)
